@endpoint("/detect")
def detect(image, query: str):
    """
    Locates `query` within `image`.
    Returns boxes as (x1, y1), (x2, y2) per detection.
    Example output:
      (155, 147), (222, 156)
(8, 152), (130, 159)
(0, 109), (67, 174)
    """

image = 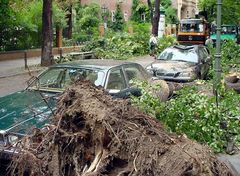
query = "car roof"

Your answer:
(51, 59), (139, 70)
